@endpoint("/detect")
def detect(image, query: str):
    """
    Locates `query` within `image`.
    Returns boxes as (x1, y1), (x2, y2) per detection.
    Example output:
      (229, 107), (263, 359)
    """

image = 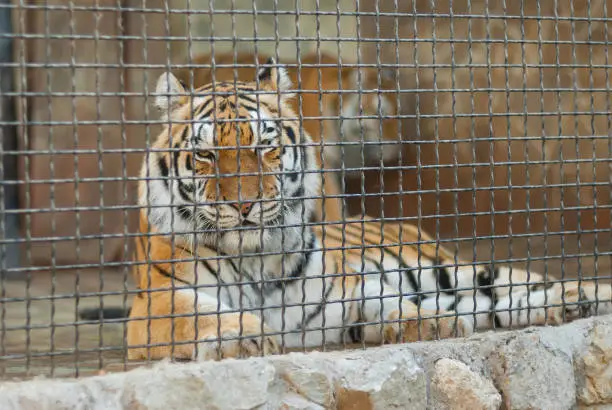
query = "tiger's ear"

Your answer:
(256, 57), (293, 99)
(154, 72), (186, 120)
